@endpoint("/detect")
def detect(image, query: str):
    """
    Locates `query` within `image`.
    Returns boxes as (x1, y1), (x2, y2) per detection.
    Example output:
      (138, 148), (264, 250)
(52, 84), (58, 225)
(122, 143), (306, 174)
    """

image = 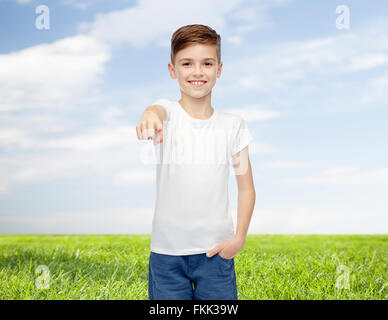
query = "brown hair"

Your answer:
(170, 24), (221, 65)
